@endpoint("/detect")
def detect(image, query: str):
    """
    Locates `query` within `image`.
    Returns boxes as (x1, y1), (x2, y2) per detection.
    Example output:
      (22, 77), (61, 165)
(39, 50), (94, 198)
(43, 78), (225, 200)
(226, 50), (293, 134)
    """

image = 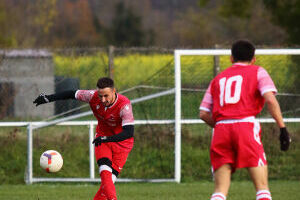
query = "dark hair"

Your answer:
(97, 77), (114, 89)
(231, 40), (255, 62)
